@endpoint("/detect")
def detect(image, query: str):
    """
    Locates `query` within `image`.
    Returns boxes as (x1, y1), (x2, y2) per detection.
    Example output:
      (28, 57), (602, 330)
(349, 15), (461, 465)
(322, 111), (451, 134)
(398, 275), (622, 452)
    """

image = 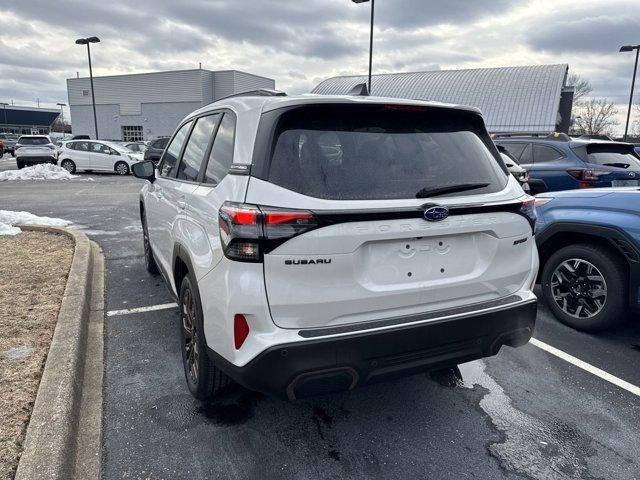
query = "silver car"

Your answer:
(14, 135), (57, 169)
